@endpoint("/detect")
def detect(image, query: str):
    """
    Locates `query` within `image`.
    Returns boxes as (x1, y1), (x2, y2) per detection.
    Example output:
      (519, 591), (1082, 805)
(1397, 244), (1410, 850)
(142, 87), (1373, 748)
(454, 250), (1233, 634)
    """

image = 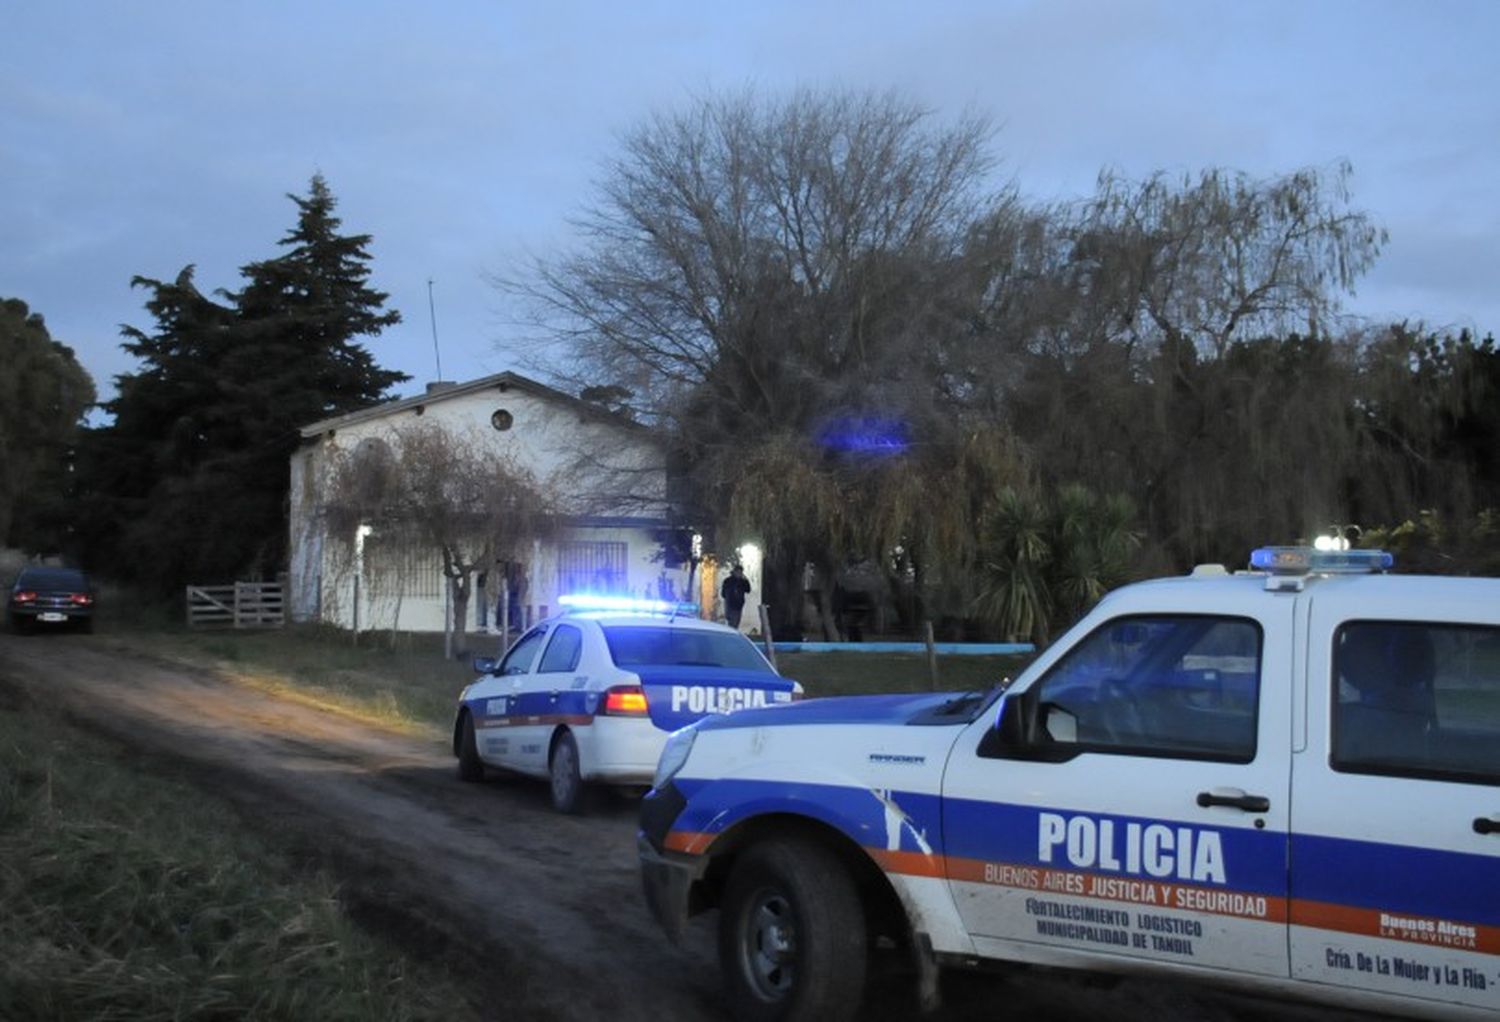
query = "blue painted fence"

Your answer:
(771, 641), (1034, 656)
